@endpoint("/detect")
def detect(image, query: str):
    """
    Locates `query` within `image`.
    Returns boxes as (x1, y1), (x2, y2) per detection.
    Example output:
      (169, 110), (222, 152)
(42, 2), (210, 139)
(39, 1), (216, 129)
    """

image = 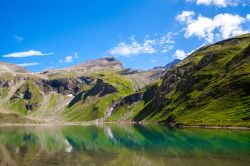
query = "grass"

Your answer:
(48, 93), (58, 109)
(9, 80), (43, 115)
(0, 87), (8, 98)
(107, 81), (161, 122)
(0, 112), (33, 123)
(63, 71), (135, 121)
(132, 33), (250, 126)
(107, 101), (146, 122)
